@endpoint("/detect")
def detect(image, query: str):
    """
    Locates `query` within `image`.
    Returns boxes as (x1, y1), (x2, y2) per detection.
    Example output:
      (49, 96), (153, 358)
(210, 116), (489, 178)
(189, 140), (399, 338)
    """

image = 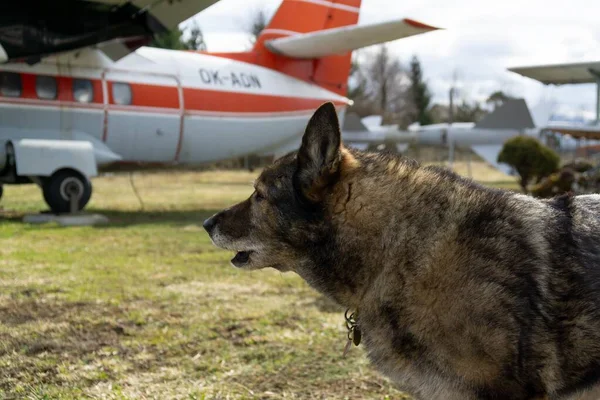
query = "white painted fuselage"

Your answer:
(0, 47), (350, 167)
(409, 123), (537, 147)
